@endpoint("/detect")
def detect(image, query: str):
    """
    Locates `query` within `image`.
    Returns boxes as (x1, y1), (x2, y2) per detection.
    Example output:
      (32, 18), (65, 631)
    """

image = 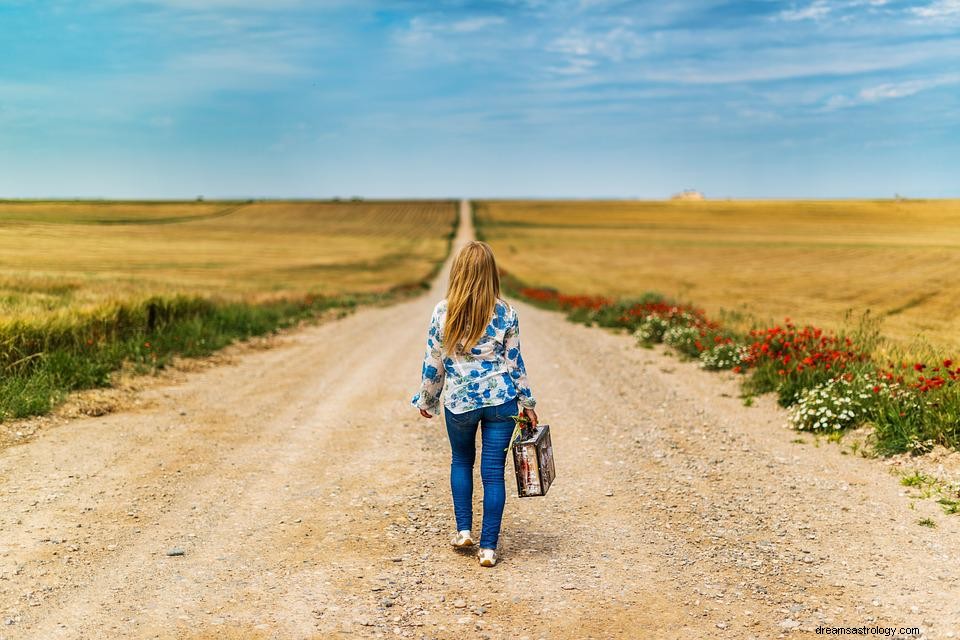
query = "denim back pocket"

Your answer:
(492, 397), (519, 421)
(446, 406), (482, 429)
